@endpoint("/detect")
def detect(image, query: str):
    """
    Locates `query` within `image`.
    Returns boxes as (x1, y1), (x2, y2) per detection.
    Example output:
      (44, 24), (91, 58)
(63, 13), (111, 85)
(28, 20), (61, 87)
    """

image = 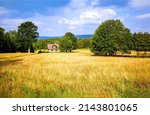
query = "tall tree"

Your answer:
(64, 32), (77, 50)
(133, 32), (150, 56)
(7, 30), (20, 52)
(0, 27), (5, 52)
(4, 32), (11, 52)
(18, 21), (39, 53)
(59, 37), (73, 52)
(91, 19), (132, 55)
